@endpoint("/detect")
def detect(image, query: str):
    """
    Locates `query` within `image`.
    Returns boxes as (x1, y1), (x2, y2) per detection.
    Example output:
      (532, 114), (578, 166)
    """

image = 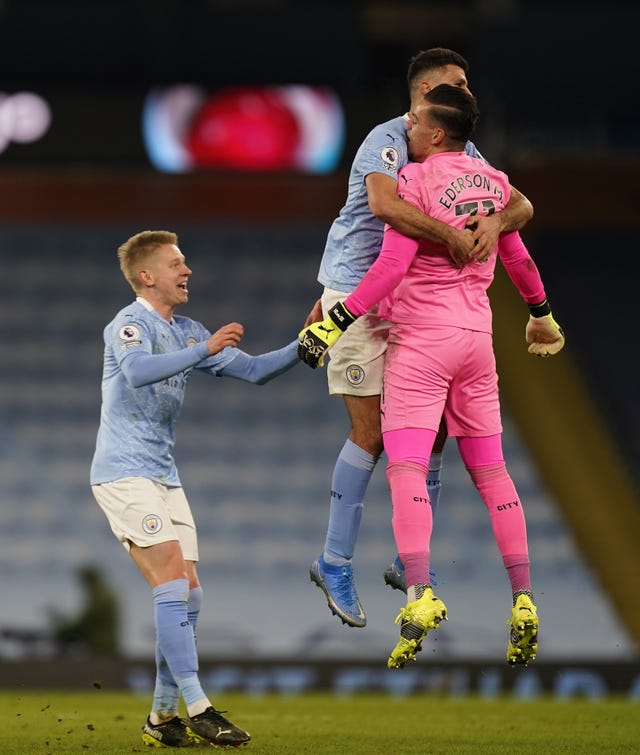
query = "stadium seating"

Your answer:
(0, 225), (632, 661)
